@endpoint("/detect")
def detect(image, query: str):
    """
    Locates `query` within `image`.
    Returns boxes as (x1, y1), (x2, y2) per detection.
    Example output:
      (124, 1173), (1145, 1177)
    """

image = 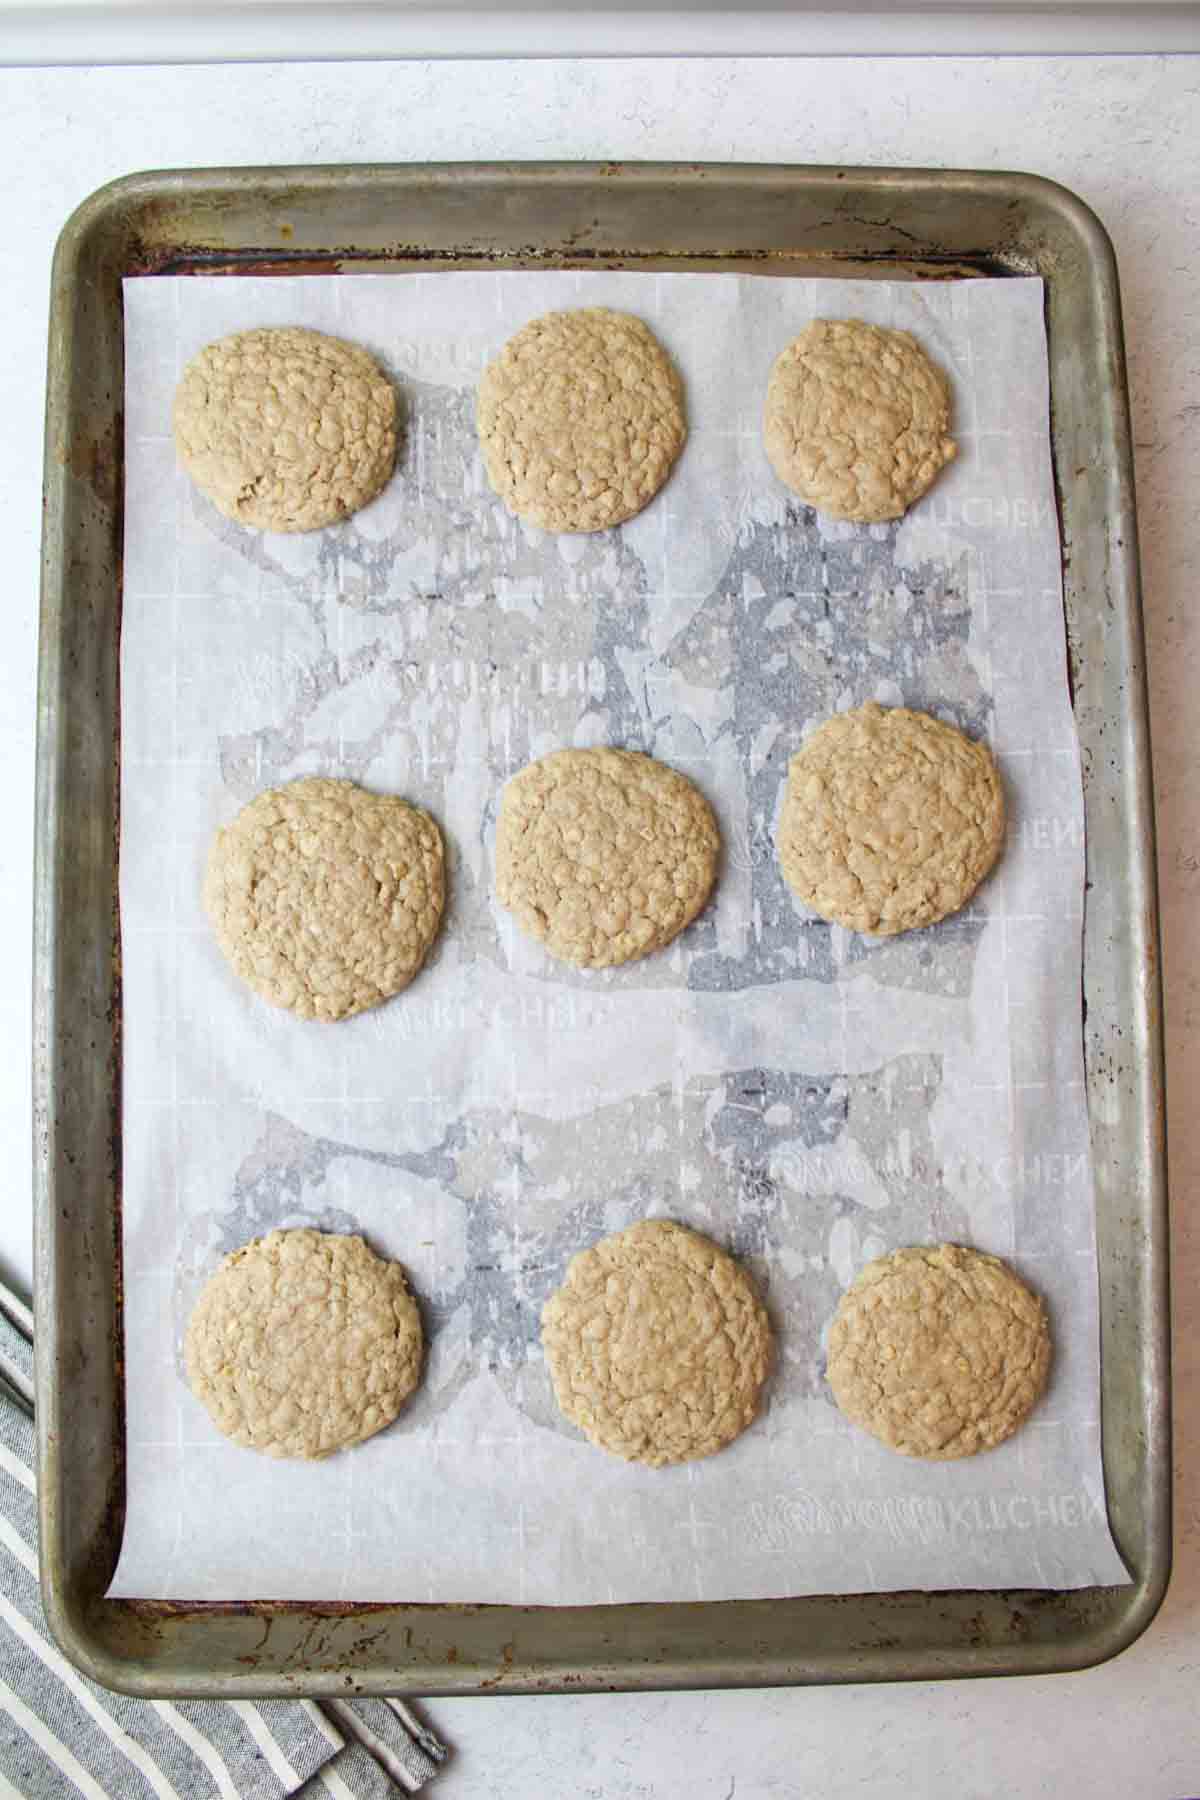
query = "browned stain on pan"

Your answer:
(126, 239), (998, 281)
(56, 416), (122, 511)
